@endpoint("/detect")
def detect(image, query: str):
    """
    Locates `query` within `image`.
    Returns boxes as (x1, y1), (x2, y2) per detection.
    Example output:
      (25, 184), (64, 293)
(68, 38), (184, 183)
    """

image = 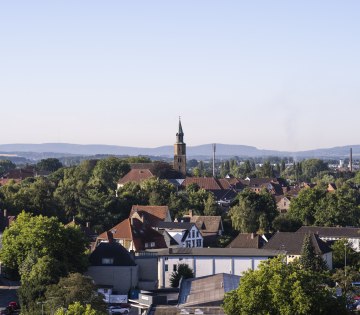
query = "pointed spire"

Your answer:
(176, 116), (184, 143)
(178, 116), (183, 135)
